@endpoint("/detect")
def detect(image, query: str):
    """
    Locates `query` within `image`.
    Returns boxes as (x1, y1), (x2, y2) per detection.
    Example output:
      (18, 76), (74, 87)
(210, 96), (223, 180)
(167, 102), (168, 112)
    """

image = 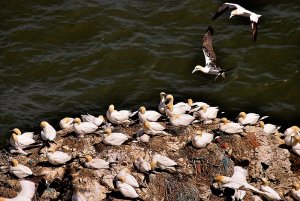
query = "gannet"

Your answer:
(103, 128), (130, 146)
(284, 126), (300, 146)
(117, 168), (139, 188)
(195, 105), (218, 124)
(138, 106), (161, 122)
(189, 99), (210, 113)
(259, 178), (282, 200)
(258, 121), (281, 135)
(158, 92), (167, 114)
(84, 155), (109, 169)
(59, 117), (74, 130)
(116, 176), (139, 198)
(237, 112), (268, 125)
(134, 157), (151, 173)
(151, 154), (177, 170)
(192, 25), (228, 80)
(9, 159), (33, 178)
(214, 166), (262, 195)
(10, 133), (35, 151)
(40, 121), (56, 142)
(292, 136), (300, 156)
(192, 130), (214, 148)
(165, 94), (191, 114)
(46, 149), (72, 165)
(81, 114), (104, 127)
(291, 183), (300, 201)
(106, 104), (132, 125)
(73, 118), (98, 138)
(219, 118), (244, 134)
(142, 121), (168, 136)
(12, 128), (34, 139)
(0, 180), (35, 201)
(165, 104), (195, 126)
(212, 3), (262, 42)
(72, 188), (86, 201)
